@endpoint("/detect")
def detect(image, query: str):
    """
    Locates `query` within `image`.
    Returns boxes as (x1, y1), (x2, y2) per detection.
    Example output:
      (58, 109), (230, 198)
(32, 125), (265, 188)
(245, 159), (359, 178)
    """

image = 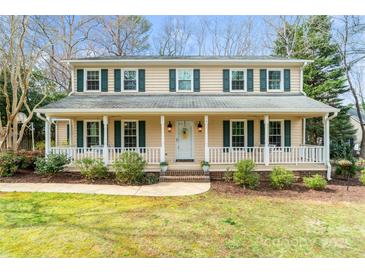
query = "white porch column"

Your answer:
(45, 118), (51, 156)
(204, 115), (209, 162)
(323, 114), (331, 180)
(302, 118), (306, 145)
(264, 114), (270, 166)
(103, 115), (109, 165)
(160, 115), (165, 162)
